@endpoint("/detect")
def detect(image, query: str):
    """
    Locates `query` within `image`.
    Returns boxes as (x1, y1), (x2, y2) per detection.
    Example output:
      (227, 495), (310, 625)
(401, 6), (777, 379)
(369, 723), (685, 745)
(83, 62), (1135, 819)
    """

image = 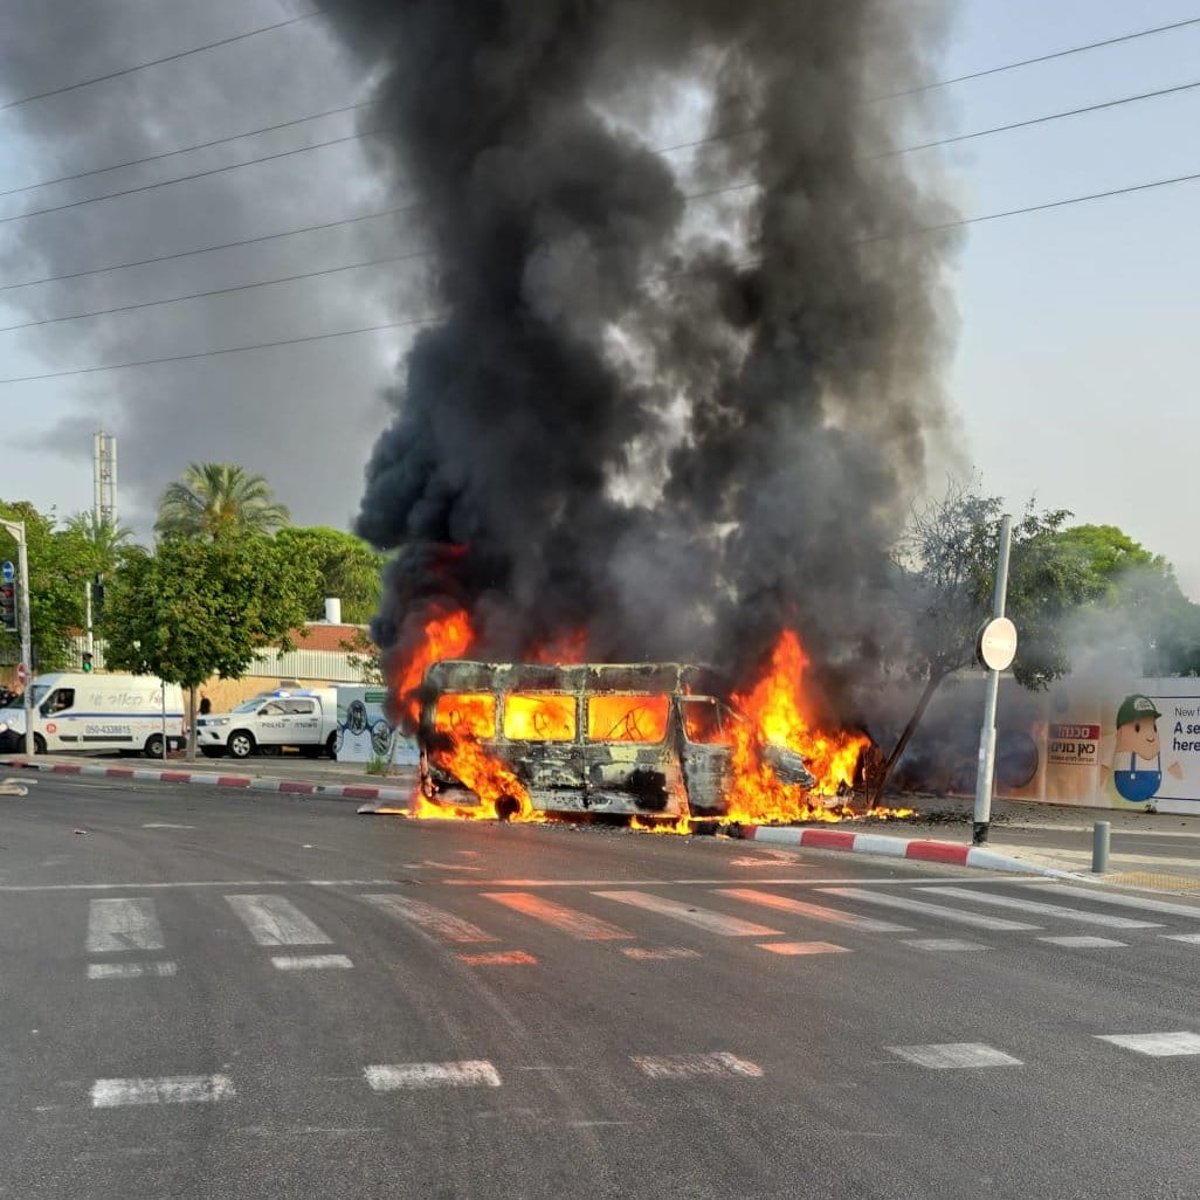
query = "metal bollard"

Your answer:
(1092, 821), (1111, 874)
